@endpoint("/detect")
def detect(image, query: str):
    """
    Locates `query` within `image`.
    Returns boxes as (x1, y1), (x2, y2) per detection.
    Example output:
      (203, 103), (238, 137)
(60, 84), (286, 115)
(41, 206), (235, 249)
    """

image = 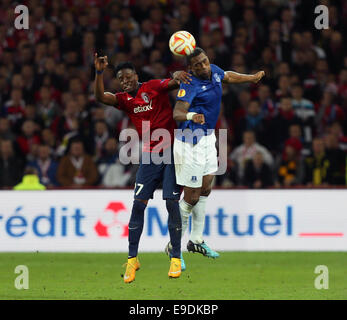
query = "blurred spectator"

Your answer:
(230, 130), (274, 183)
(329, 122), (347, 151)
(276, 144), (301, 187)
(91, 120), (110, 161)
(41, 128), (58, 155)
(238, 99), (267, 145)
(257, 84), (277, 120)
(243, 151), (273, 188)
(275, 75), (291, 99)
(120, 6), (140, 38)
(57, 139), (98, 187)
(51, 100), (81, 153)
(337, 68), (347, 103)
(139, 19), (155, 52)
(269, 96), (302, 152)
(0, 139), (24, 189)
(324, 133), (346, 185)
(3, 88), (26, 132)
(28, 144), (58, 187)
(13, 166), (46, 190)
(0, 117), (15, 141)
(200, 1), (232, 40)
(98, 137), (132, 187)
(291, 84), (315, 146)
(16, 120), (41, 158)
(284, 123), (304, 156)
(175, 3), (199, 36)
(36, 86), (60, 127)
(315, 91), (345, 136)
(301, 138), (332, 187)
(22, 104), (45, 129)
